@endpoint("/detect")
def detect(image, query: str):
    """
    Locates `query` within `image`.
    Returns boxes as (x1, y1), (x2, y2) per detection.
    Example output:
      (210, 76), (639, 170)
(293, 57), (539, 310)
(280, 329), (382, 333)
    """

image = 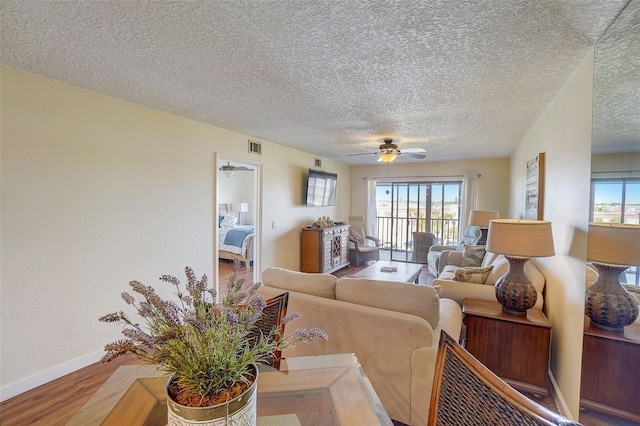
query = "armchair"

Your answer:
(348, 225), (381, 266)
(427, 225), (481, 277)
